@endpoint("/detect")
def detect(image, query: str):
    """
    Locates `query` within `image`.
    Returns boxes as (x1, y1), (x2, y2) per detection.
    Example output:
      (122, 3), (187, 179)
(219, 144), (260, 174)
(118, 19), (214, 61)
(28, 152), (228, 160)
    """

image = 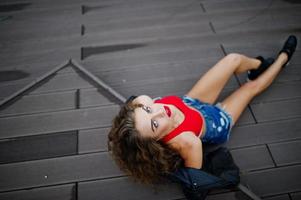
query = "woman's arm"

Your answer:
(178, 132), (203, 169)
